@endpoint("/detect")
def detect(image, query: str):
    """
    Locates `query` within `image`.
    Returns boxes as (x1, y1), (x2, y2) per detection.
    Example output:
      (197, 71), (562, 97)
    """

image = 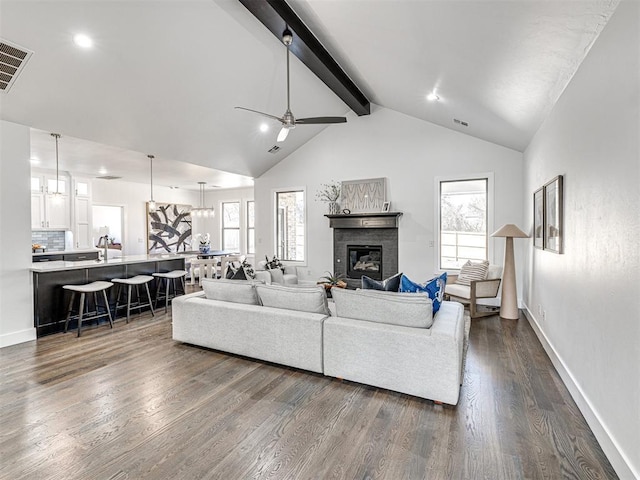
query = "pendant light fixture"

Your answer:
(50, 133), (62, 197)
(192, 181), (214, 217)
(147, 154), (156, 212)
